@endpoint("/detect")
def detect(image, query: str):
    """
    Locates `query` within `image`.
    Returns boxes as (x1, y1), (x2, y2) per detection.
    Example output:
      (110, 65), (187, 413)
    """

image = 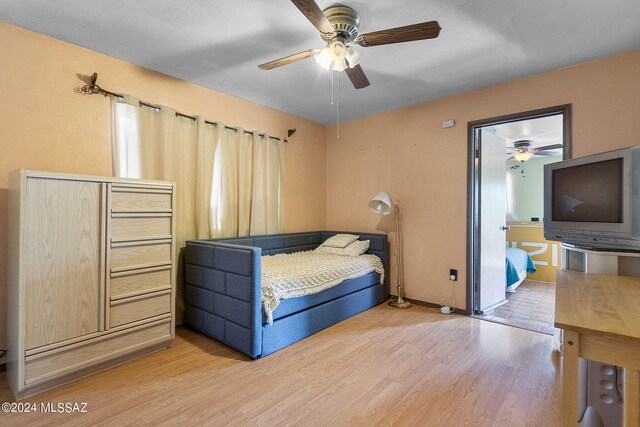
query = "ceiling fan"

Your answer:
(506, 140), (563, 162)
(258, 0), (442, 89)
